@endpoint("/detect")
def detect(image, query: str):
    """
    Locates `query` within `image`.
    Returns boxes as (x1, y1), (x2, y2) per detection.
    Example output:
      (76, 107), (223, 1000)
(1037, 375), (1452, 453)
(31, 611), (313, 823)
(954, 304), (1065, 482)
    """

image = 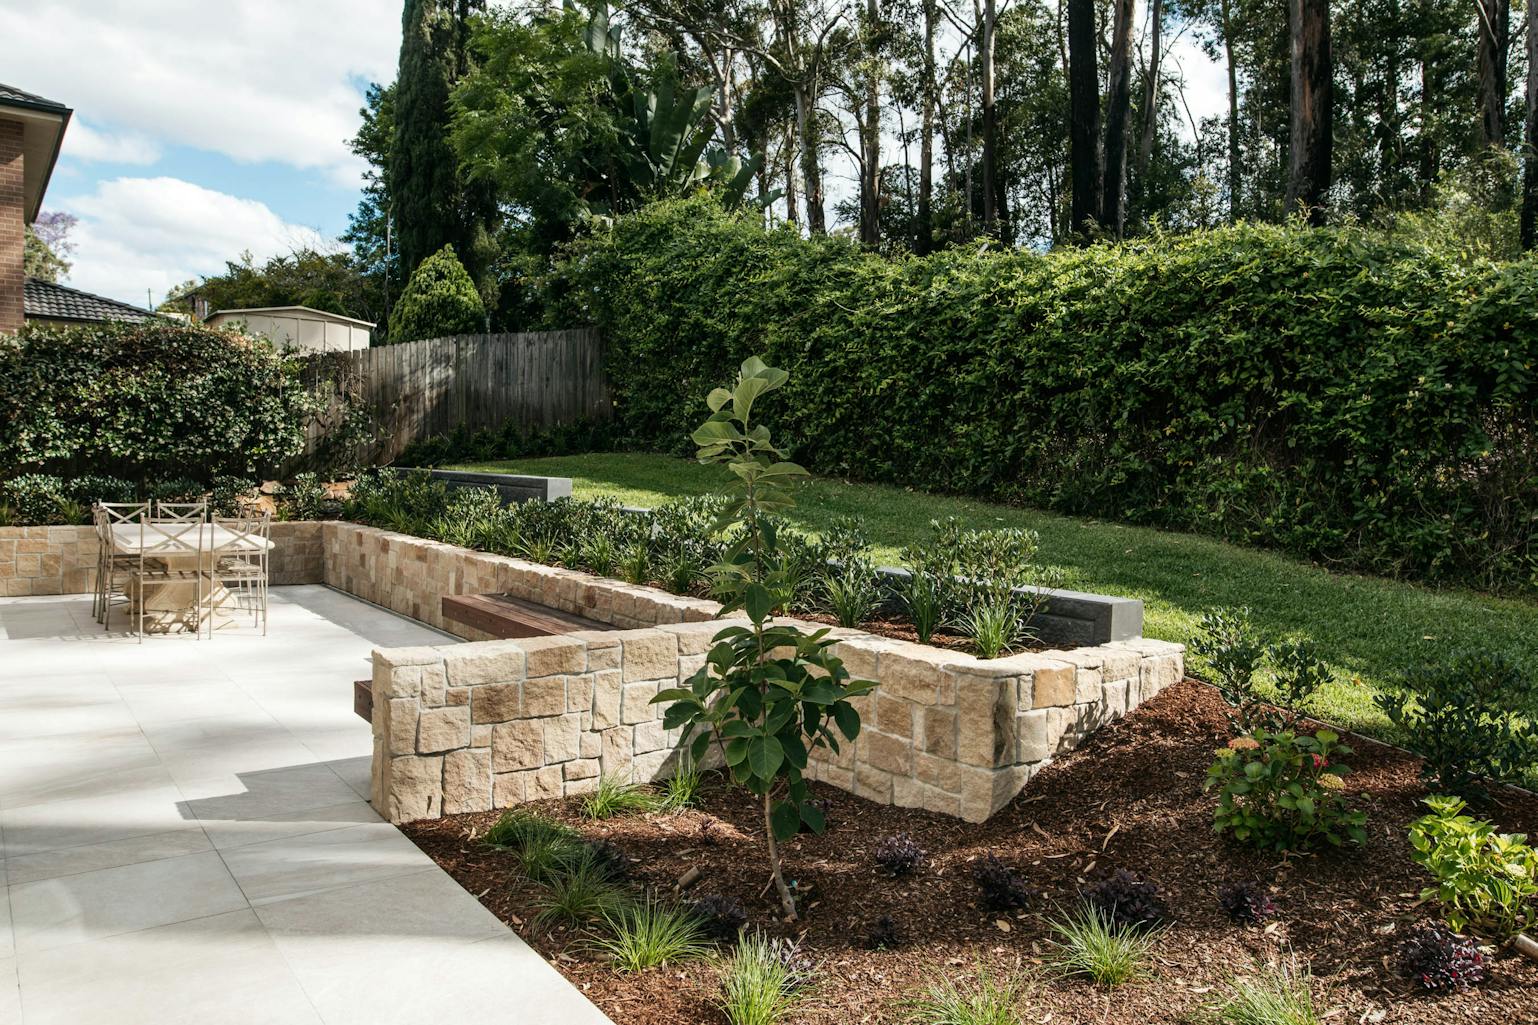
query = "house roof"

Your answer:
(0, 82), (71, 223)
(24, 278), (158, 324)
(206, 305), (376, 328)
